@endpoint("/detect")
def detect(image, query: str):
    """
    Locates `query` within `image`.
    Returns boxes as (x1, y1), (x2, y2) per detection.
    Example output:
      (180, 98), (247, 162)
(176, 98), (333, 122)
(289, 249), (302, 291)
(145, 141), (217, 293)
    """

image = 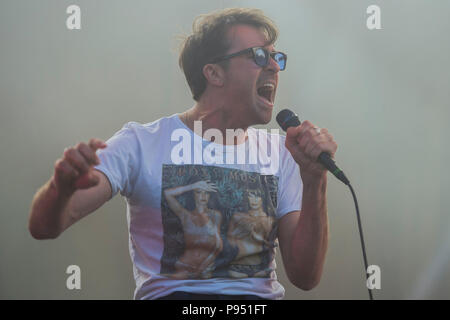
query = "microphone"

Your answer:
(276, 109), (350, 185)
(277, 109), (374, 300)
